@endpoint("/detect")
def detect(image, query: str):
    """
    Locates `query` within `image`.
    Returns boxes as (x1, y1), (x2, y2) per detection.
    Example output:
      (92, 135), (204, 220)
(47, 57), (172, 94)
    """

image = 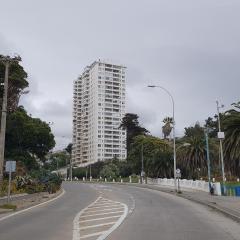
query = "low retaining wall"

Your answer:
(147, 178), (222, 196)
